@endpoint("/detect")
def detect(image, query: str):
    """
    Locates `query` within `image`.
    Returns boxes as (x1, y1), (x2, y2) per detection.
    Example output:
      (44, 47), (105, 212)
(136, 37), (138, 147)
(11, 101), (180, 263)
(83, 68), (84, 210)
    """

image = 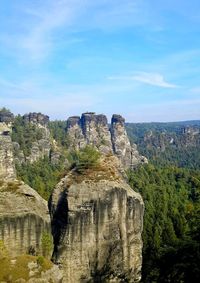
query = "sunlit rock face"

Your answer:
(110, 114), (148, 168)
(0, 180), (51, 257)
(66, 113), (112, 154)
(0, 111), (51, 258)
(66, 112), (147, 168)
(50, 157), (144, 283)
(0, 110), (16, 180)
(23, 112), (49, 126)
(22, 112), (51, 164)
(66, 116), (86, 150)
